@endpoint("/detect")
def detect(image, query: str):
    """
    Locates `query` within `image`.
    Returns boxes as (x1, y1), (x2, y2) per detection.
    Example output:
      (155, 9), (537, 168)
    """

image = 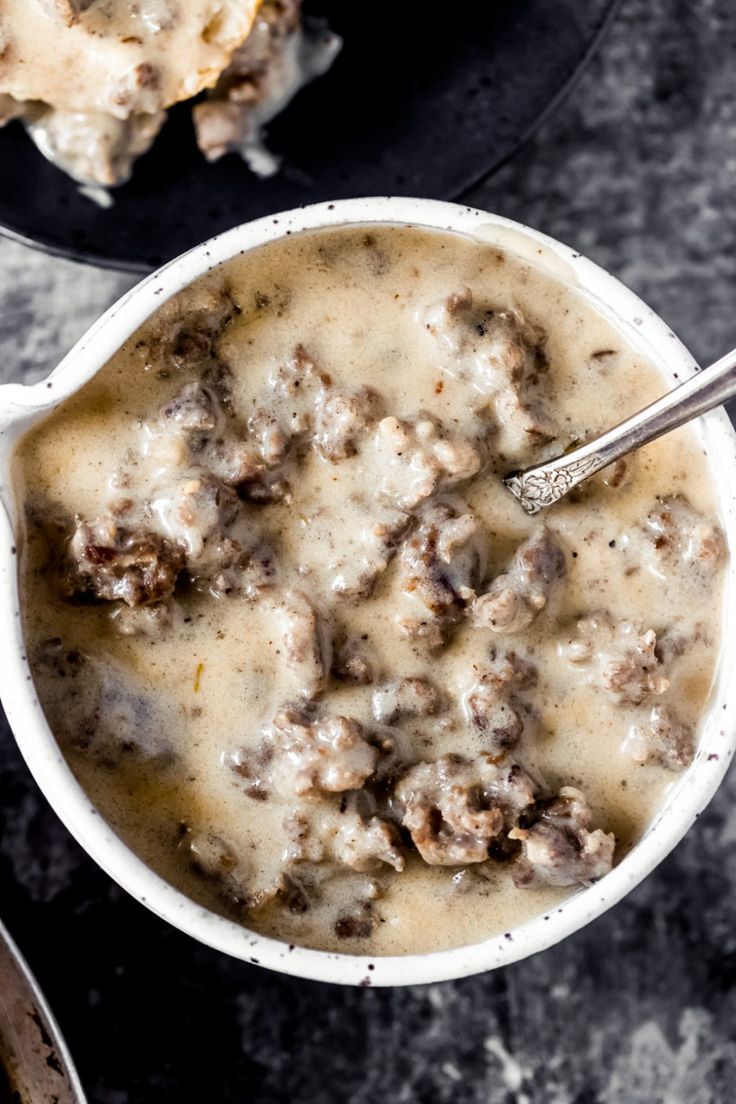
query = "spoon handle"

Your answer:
(504, 347), (736, 515)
